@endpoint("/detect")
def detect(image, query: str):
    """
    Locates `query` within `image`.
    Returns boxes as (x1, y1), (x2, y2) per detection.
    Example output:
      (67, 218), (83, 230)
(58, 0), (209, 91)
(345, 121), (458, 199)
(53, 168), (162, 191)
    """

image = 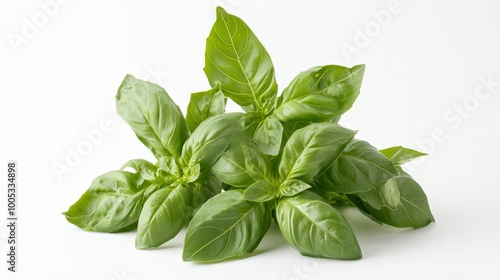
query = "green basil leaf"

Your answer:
(135, 184), (193, 249)
(242, 144), (273, 183)
(183, 163), (201, 183)
(211, 133), (258, 188)
(279, 179), (311, 197)
(63, 171), (160, 232)
(243, 180), (276, 202)
(365, 173), (434, 228)
(274, 64), (365, 122)
(116, 74), (189, 159)
(186, 84), (226, 132)
(155, 156), (181, 180)
(183, 190), (271, 262)
(276, 191), (362, 260)
(355, 178), (401, 211)
(379, 146), (427, 166)
(204, 7), (278, 117)
(315, 139), (399, 193)
(180, 113), (245, 180)
(253, 115), (284, 156)
(278, 123), (356, 183)
(120, 159), (157, 181)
